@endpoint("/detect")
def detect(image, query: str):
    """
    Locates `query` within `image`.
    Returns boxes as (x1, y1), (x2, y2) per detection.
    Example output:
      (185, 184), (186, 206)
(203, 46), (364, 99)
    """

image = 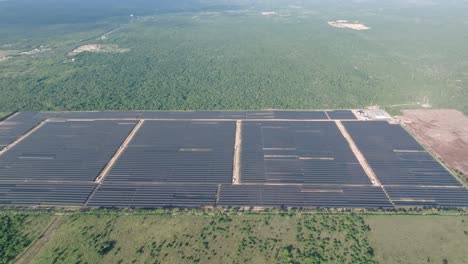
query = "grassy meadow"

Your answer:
(1, 211), (467, 264)
(367, 215), (468, 264)
(9, 211), (374, 264)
